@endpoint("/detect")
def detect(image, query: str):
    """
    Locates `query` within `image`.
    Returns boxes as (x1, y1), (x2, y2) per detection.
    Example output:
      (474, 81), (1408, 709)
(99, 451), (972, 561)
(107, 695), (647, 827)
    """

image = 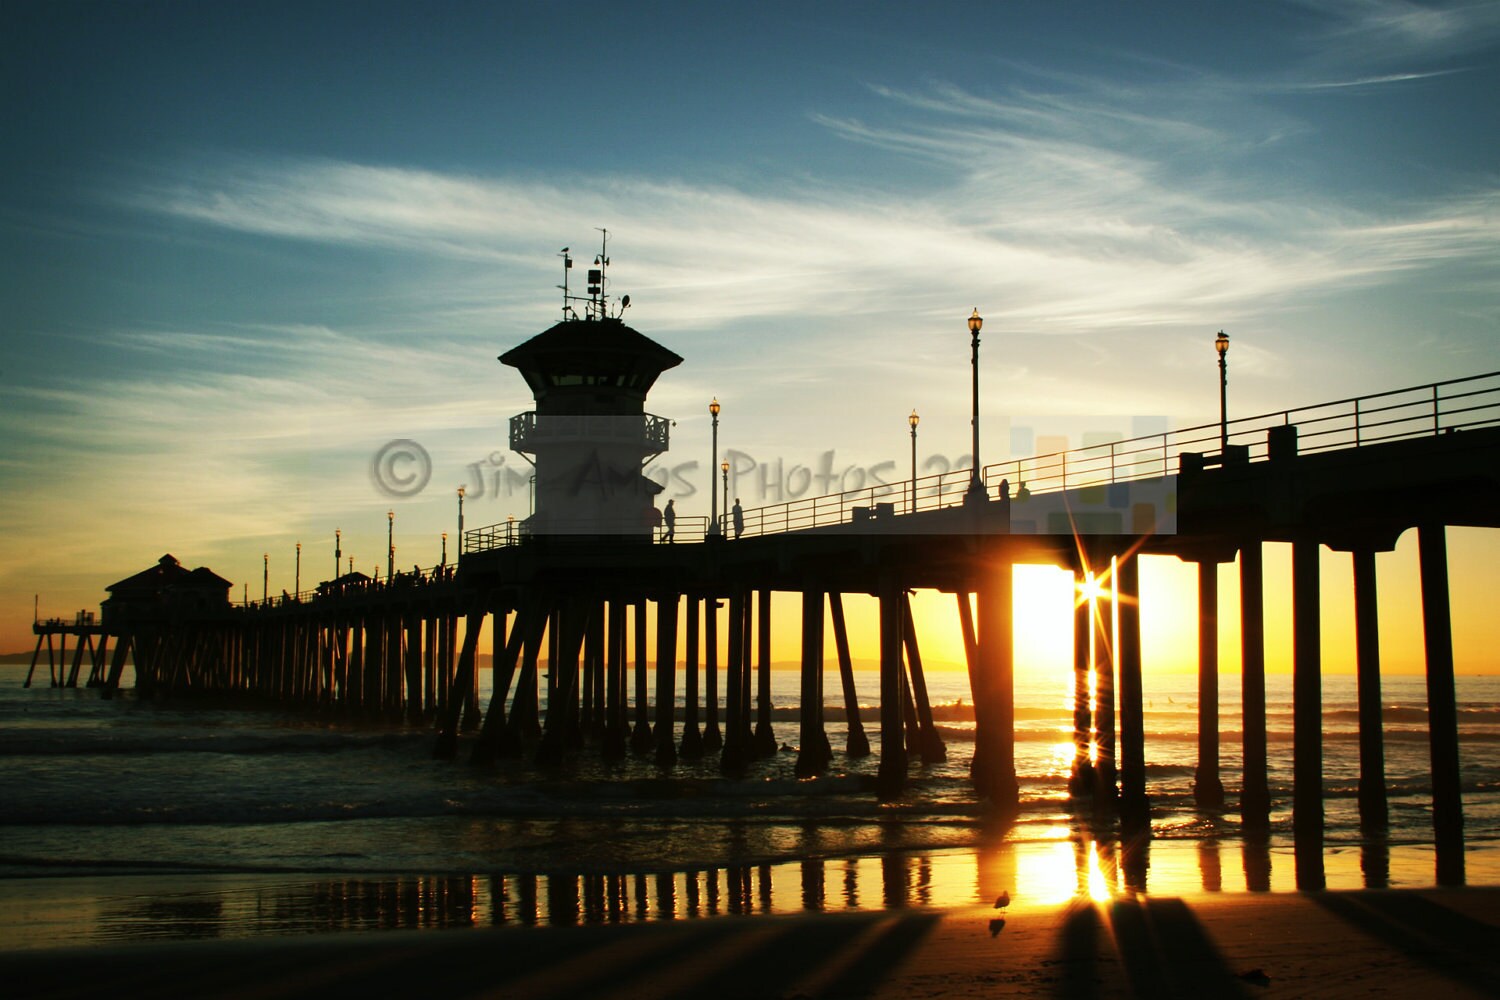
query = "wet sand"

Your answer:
(5, 886), (1499, 998)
